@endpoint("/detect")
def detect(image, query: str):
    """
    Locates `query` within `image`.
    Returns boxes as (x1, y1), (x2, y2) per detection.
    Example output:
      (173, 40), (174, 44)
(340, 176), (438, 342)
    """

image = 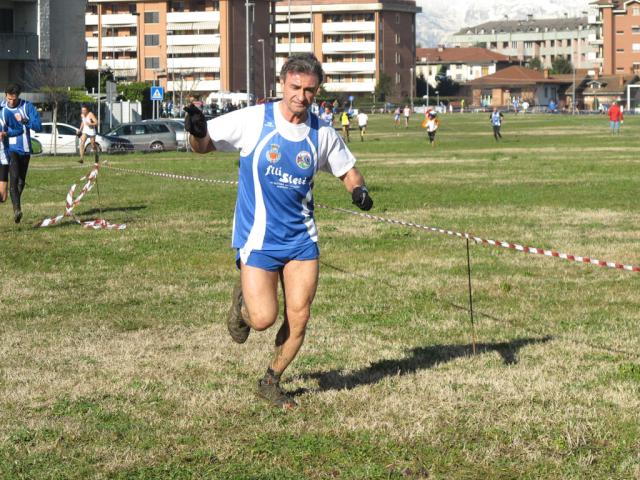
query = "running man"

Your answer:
(185, 53), (373, 409)
(393, 106), (401, 128)
(356, 110), (368, 142)
(340, 109), (351, 143)
(490, 108), (504, 141)
(608, 101), (624, 135)
(425, 111), (439, 147)
(1, 84), (42, 223)
(0, 106), (19, 204)
(77, 104), (98, 164)
(403, 105), (411, 128)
